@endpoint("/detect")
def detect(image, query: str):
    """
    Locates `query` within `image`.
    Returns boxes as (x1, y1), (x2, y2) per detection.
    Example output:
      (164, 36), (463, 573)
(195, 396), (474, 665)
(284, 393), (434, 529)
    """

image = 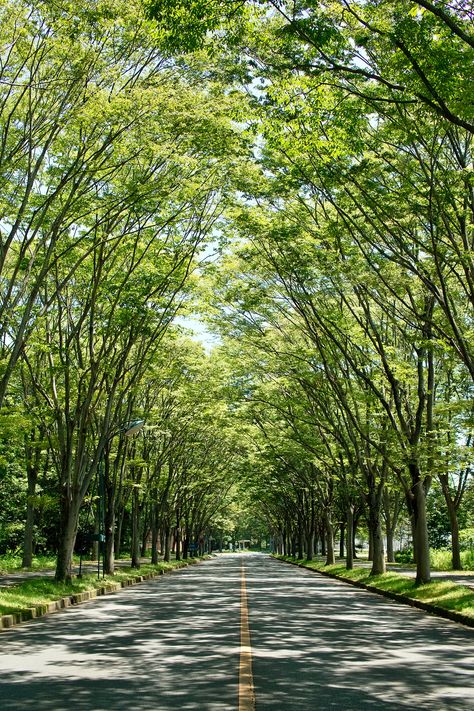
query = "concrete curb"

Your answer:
(0, 561), (197, 632)
(277, 557), (474, 630)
